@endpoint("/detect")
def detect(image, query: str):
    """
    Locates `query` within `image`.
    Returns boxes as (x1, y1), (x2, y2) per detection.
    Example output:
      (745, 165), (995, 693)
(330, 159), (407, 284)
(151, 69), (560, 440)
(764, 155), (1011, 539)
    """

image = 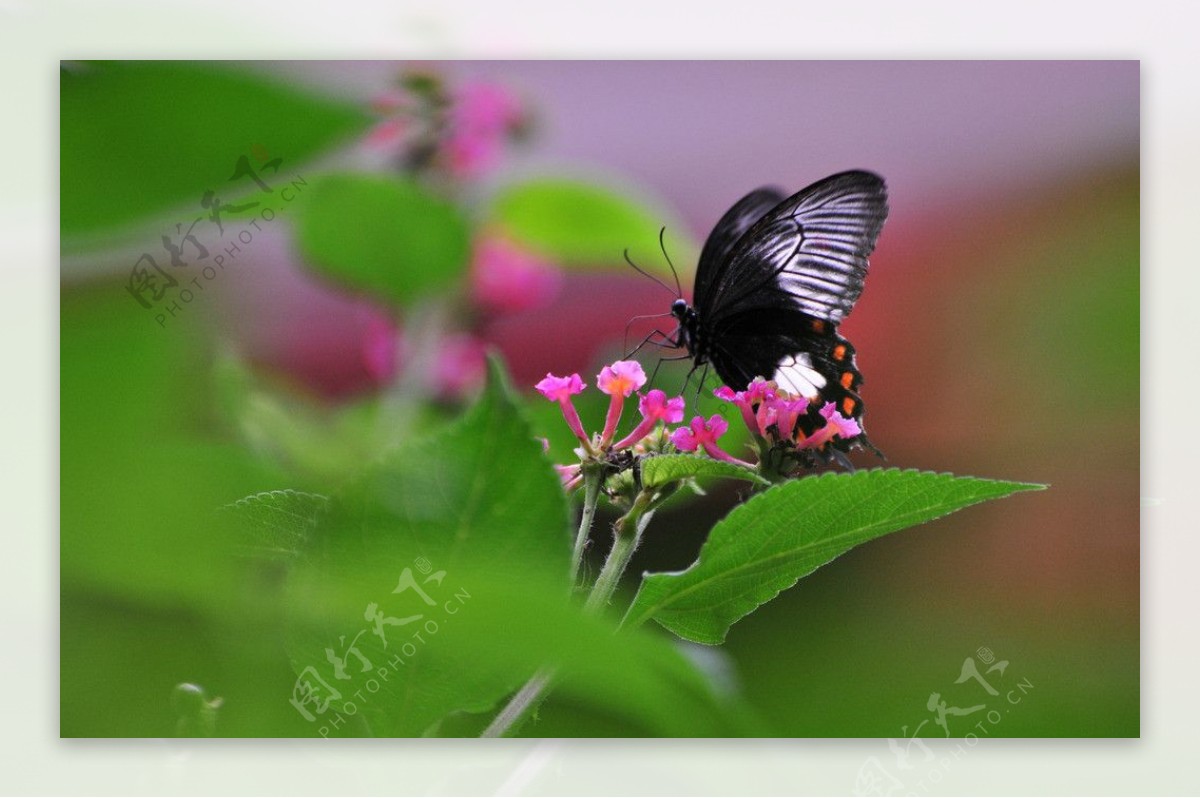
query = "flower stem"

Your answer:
(583, 492), (653, 615)
(480, 490), (655, 738)
(568, 469), (603, 590)
(480, 667), (555, 739)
